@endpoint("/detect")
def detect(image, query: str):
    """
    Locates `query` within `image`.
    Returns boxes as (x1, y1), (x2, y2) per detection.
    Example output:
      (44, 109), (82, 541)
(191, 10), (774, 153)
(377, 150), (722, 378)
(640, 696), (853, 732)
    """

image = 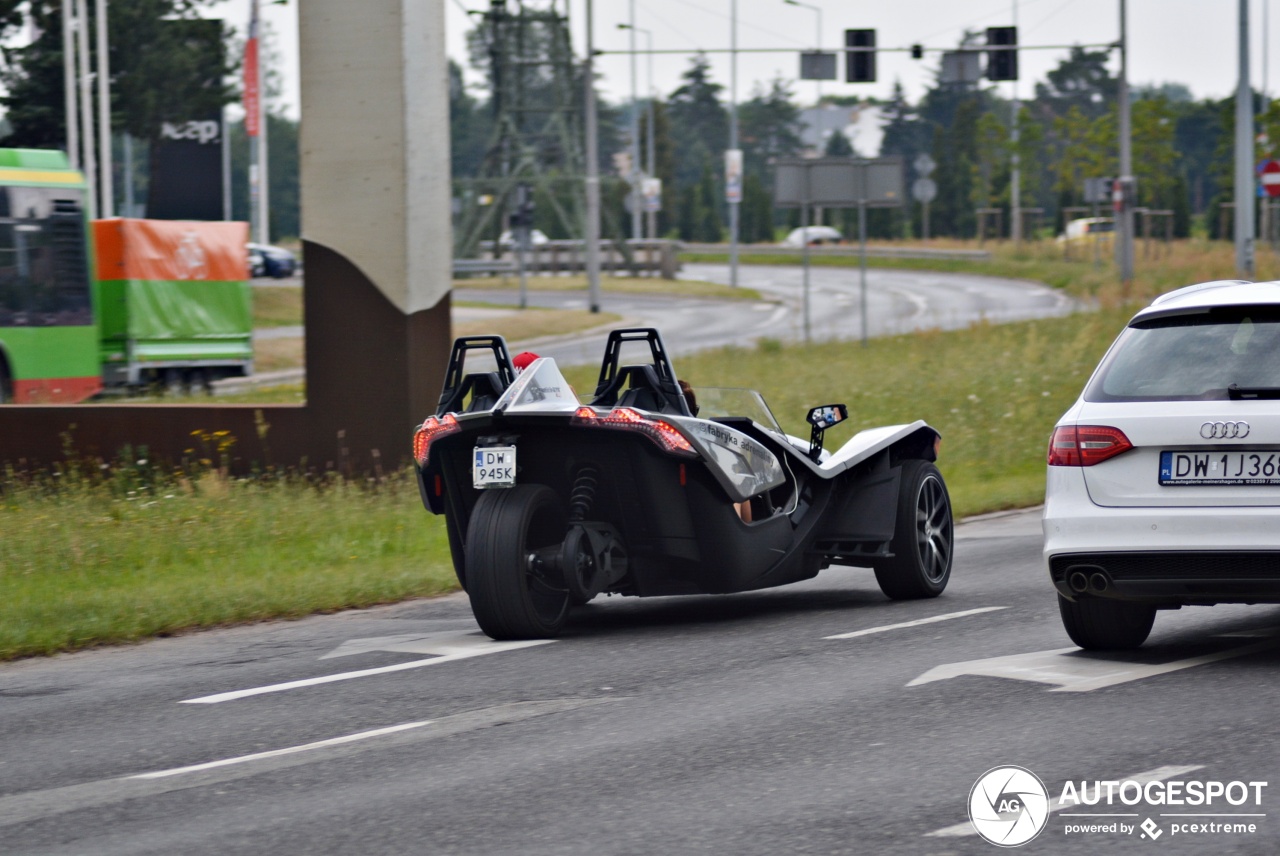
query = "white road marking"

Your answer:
(908, 637), (1280, 693)
(181, 631), (553, 704)
(824, 607), (1008, 640)
(926, 765), (1204, 837)
(130, 721), (434, 779)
